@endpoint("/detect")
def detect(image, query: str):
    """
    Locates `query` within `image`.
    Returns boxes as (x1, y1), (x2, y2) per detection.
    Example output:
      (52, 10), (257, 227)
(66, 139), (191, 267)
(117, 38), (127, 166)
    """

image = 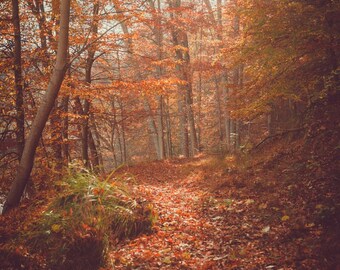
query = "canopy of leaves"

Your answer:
(223, 0), (339, 120)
